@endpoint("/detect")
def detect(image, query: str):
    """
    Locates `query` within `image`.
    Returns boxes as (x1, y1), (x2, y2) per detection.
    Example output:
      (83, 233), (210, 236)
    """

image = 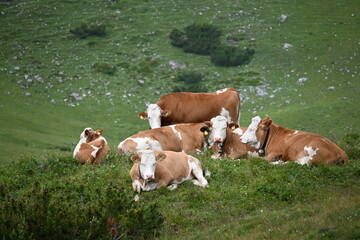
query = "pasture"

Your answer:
(0, 0), (359, 239)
